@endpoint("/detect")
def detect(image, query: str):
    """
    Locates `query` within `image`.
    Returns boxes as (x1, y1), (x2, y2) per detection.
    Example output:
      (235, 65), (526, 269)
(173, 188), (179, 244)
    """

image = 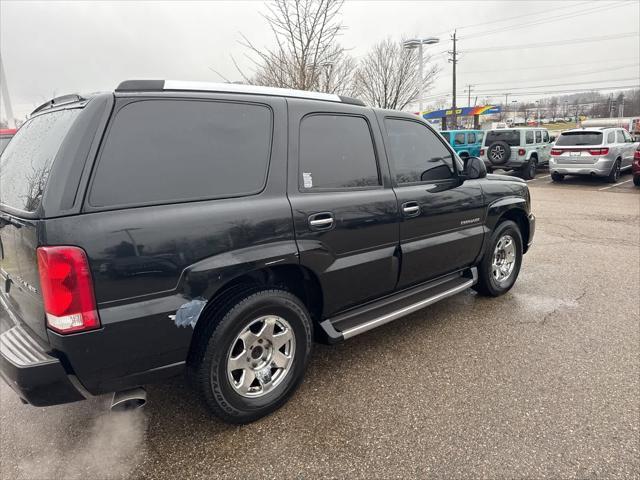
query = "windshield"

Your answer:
(0, 109), (80, 212)
(556, 131), (603, 146)
(486, 130), (520, 147)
